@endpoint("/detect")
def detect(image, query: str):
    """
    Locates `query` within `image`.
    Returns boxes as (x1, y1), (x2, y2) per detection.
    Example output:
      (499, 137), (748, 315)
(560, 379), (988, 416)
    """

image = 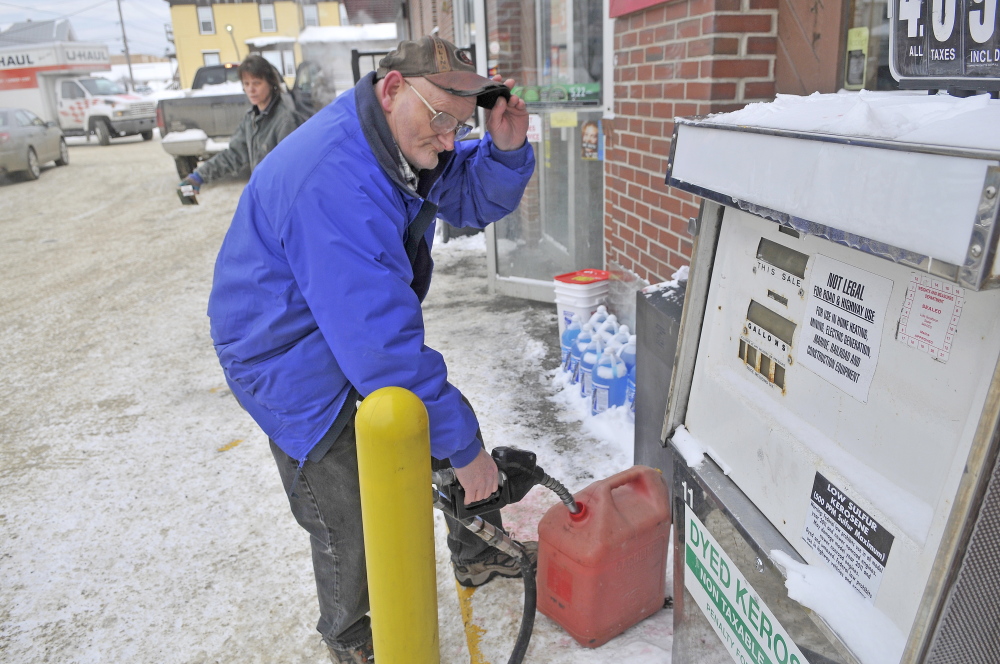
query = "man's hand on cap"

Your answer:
(485, 76), (528, 152)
